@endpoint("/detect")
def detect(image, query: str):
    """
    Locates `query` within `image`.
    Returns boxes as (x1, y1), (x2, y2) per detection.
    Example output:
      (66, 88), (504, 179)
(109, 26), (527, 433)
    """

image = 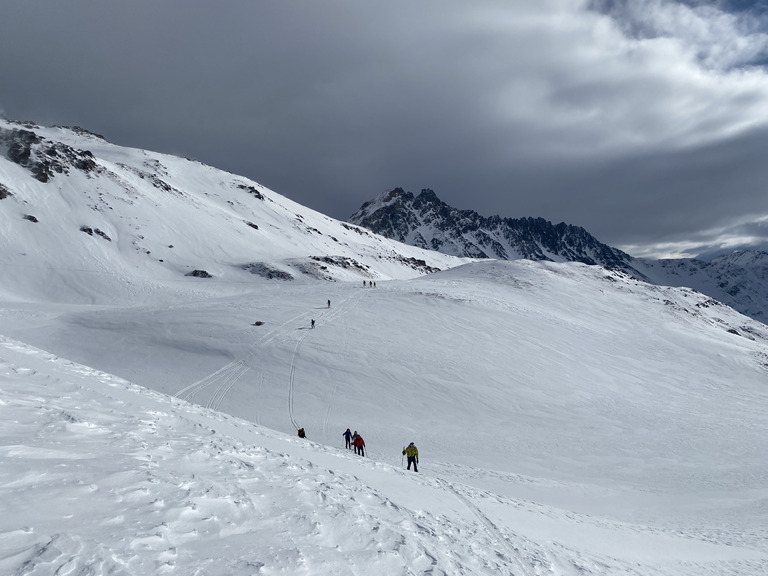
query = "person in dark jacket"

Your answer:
(342, 428), (353, 449)
(297, 428), (306, 438)
(402, 442), (418, 471)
